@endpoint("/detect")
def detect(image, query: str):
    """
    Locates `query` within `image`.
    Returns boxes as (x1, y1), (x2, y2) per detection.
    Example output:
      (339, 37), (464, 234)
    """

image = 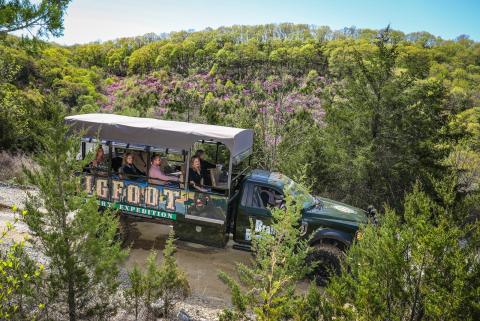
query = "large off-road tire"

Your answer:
(307, 243), (344, 286)
(116, 214), (131, 247)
